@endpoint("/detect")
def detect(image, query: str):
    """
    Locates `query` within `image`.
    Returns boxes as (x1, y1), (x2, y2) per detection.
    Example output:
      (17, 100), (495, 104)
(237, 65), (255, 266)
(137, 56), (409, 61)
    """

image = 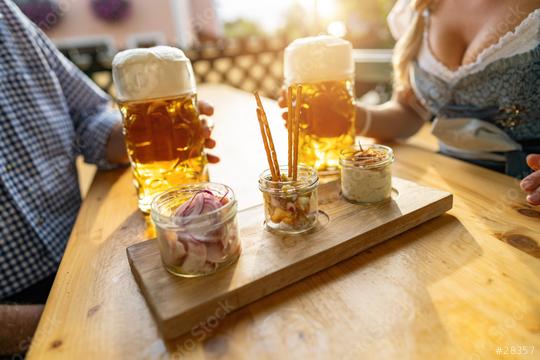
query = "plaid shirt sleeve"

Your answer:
(0, 0), (129, 298)
(32, 24), (121, 169)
